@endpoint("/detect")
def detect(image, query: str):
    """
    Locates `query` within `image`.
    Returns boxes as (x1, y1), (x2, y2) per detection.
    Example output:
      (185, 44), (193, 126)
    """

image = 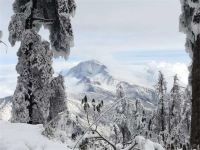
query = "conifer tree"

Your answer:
(169, 75), (182, 134)
(9, 0), (76, 124)
(115, 83), (131, 148)
(155, 71), (168, 141)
